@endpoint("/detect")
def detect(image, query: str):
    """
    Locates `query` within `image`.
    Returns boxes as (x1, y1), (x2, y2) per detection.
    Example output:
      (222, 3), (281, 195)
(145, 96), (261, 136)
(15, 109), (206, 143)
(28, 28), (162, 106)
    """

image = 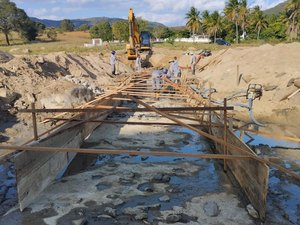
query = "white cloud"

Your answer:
(15, 0), (286, 25)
